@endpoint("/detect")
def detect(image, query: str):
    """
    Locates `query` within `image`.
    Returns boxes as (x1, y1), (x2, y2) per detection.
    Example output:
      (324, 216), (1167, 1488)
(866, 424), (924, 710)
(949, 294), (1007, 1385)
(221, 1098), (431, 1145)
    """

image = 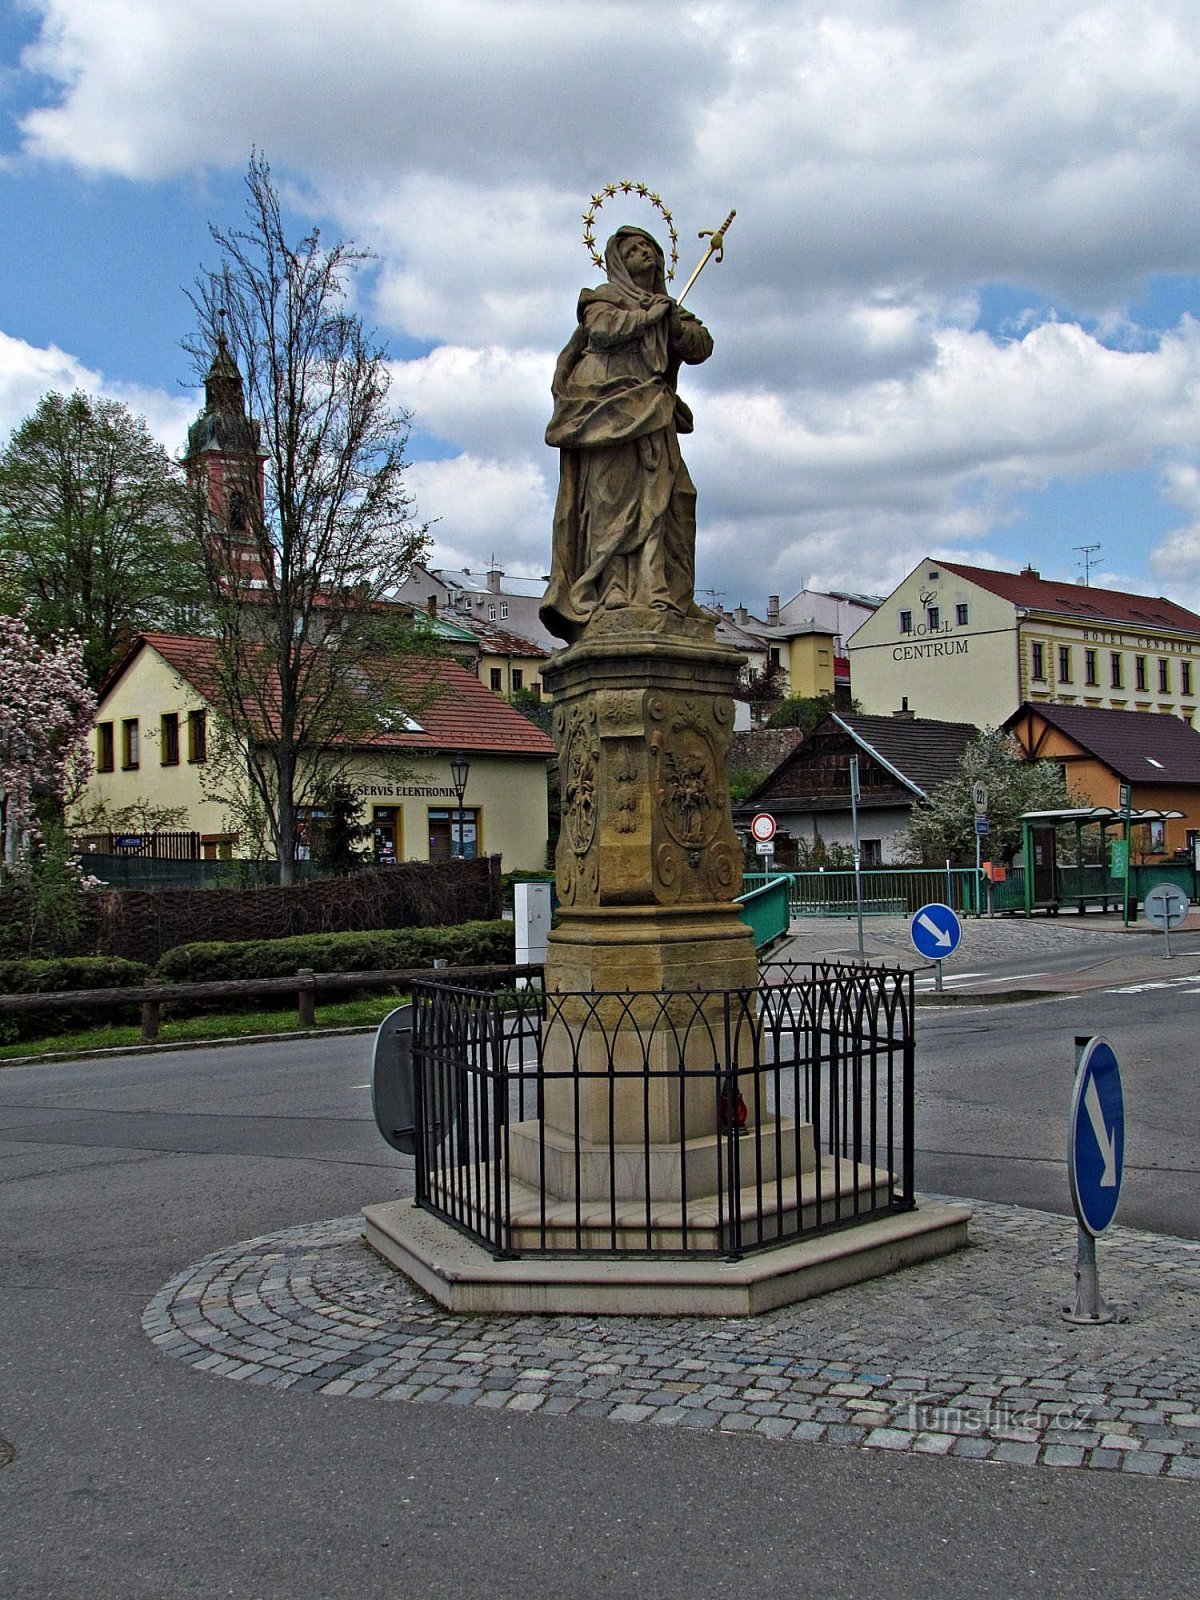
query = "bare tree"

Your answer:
(184, 154), (433, 883)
